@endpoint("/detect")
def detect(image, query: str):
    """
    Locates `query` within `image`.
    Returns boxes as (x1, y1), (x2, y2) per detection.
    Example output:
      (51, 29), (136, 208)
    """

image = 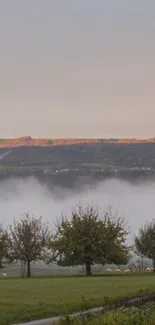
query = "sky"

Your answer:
(0, 0), (155, 139)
